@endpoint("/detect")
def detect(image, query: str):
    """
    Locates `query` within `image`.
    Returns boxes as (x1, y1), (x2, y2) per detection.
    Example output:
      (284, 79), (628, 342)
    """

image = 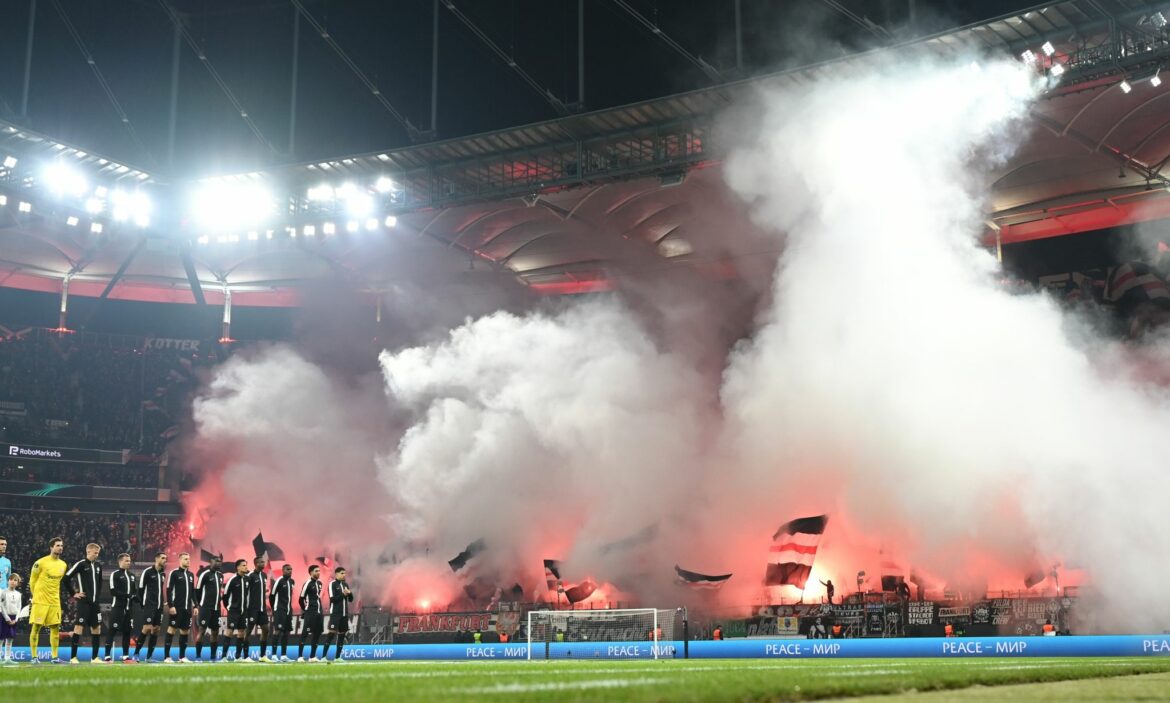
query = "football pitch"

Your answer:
(3, 658), (1170, 702)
